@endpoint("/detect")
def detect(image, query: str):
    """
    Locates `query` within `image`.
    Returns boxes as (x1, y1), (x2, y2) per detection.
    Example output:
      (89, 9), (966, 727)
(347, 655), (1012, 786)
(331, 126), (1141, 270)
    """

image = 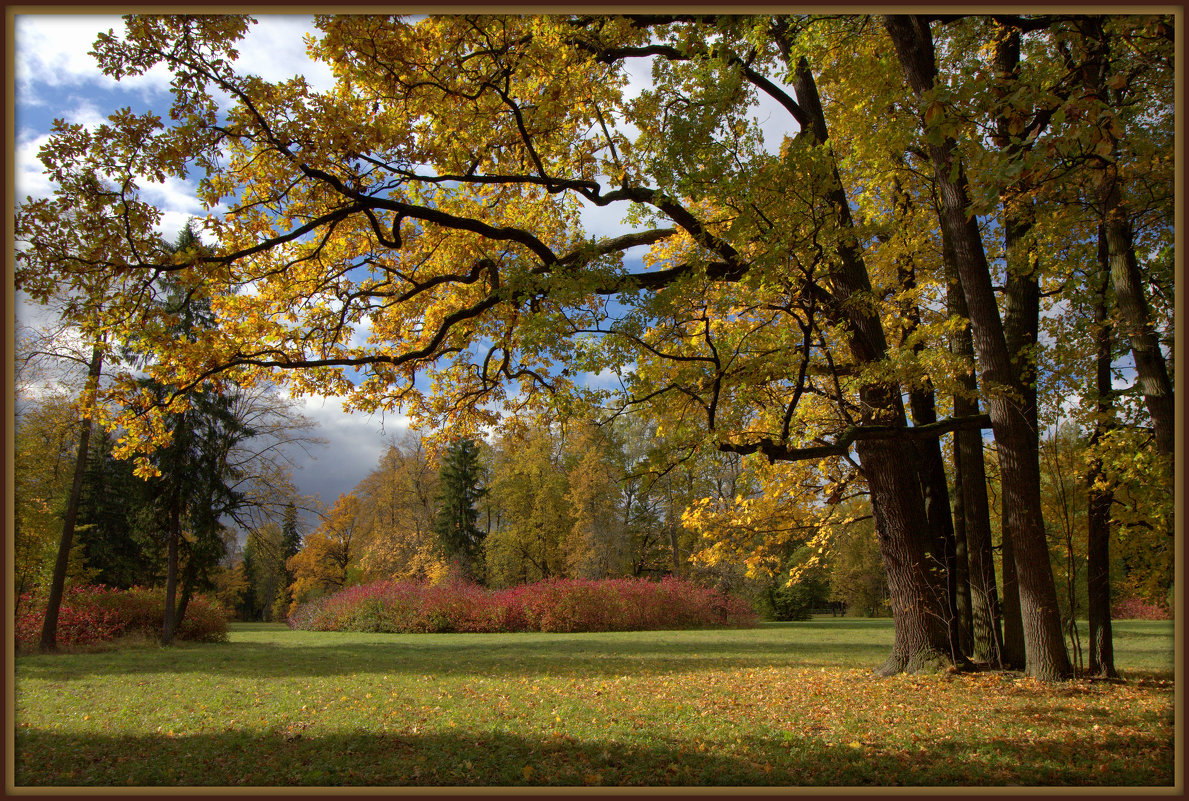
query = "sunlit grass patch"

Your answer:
(13, 619), (1174, 787)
